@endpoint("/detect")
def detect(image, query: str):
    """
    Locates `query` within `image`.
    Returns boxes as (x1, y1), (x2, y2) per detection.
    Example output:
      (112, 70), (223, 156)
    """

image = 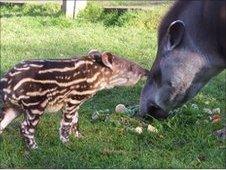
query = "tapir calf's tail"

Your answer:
(0, 79), (6, 120)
